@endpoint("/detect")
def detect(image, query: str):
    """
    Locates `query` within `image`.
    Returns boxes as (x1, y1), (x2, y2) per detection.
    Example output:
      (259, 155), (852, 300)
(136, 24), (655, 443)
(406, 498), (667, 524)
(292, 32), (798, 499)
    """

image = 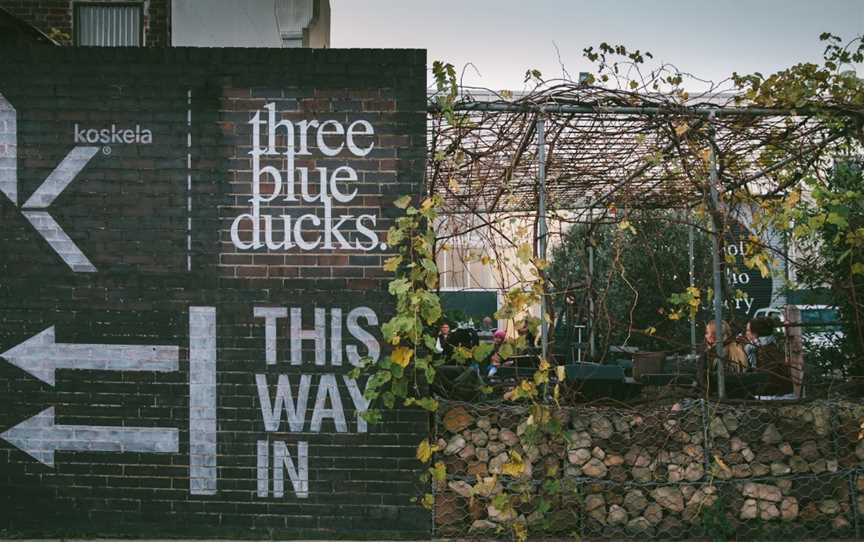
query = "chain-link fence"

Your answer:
(432, 399), (864, 540)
